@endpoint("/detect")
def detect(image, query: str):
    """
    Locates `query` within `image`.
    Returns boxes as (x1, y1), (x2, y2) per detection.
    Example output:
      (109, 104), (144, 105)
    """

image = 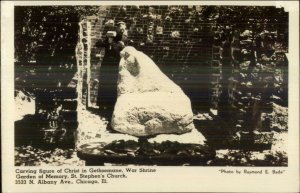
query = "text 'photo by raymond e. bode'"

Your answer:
(15, 5), (289, 168)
